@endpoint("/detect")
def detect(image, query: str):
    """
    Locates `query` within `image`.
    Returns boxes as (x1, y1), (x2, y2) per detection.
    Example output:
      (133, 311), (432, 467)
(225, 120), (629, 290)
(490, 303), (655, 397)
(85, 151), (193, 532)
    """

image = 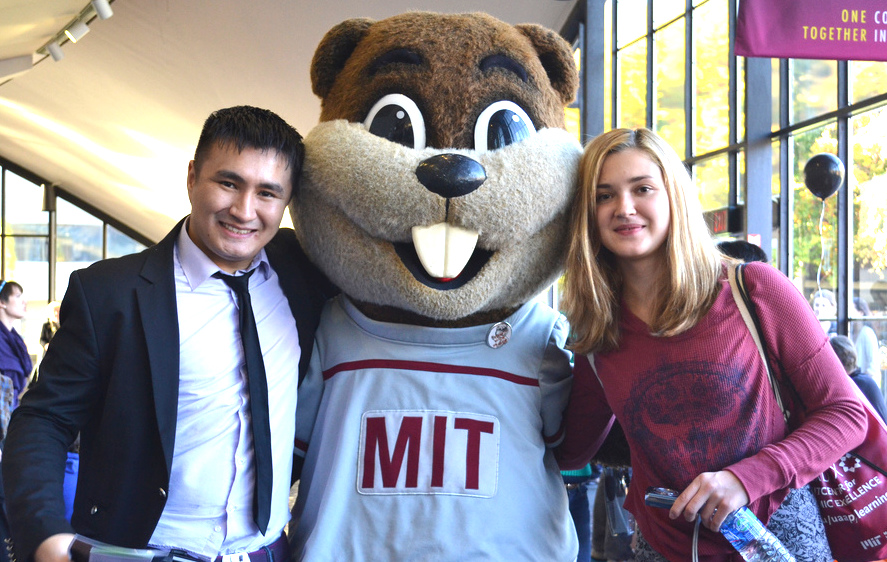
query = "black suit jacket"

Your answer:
(2, 219), (331, 561)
